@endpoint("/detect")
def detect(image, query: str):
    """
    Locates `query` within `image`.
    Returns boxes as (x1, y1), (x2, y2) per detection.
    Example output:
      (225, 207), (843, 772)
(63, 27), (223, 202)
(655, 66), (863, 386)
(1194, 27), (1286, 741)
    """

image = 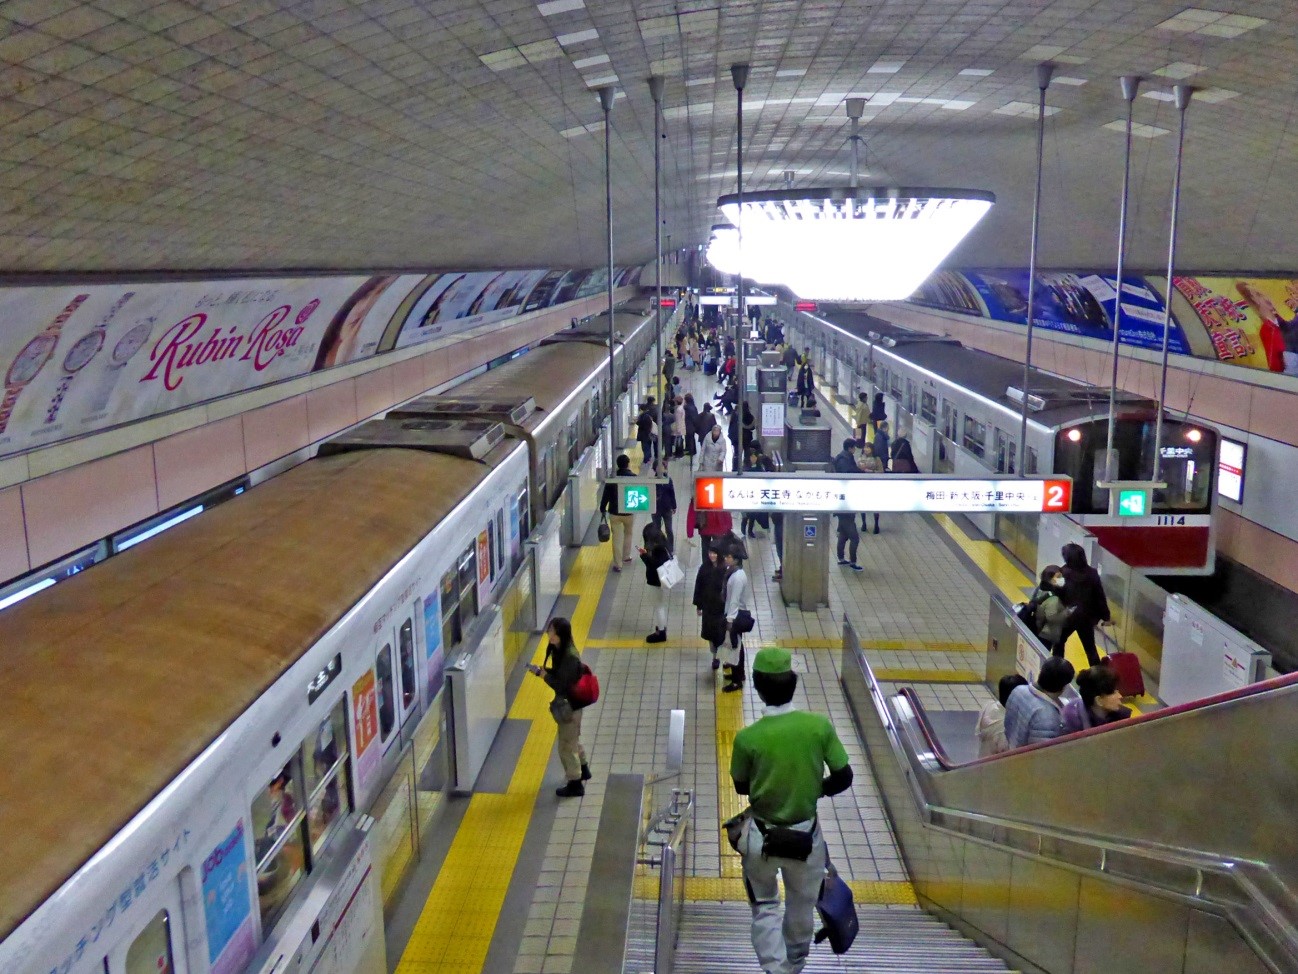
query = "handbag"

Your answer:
(658, 557), (684, 589)
(815, 850), (859, 954)
(597, 515), (611, 543)
(549, 696), (574, 722)
(732, 609), (755, 634)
